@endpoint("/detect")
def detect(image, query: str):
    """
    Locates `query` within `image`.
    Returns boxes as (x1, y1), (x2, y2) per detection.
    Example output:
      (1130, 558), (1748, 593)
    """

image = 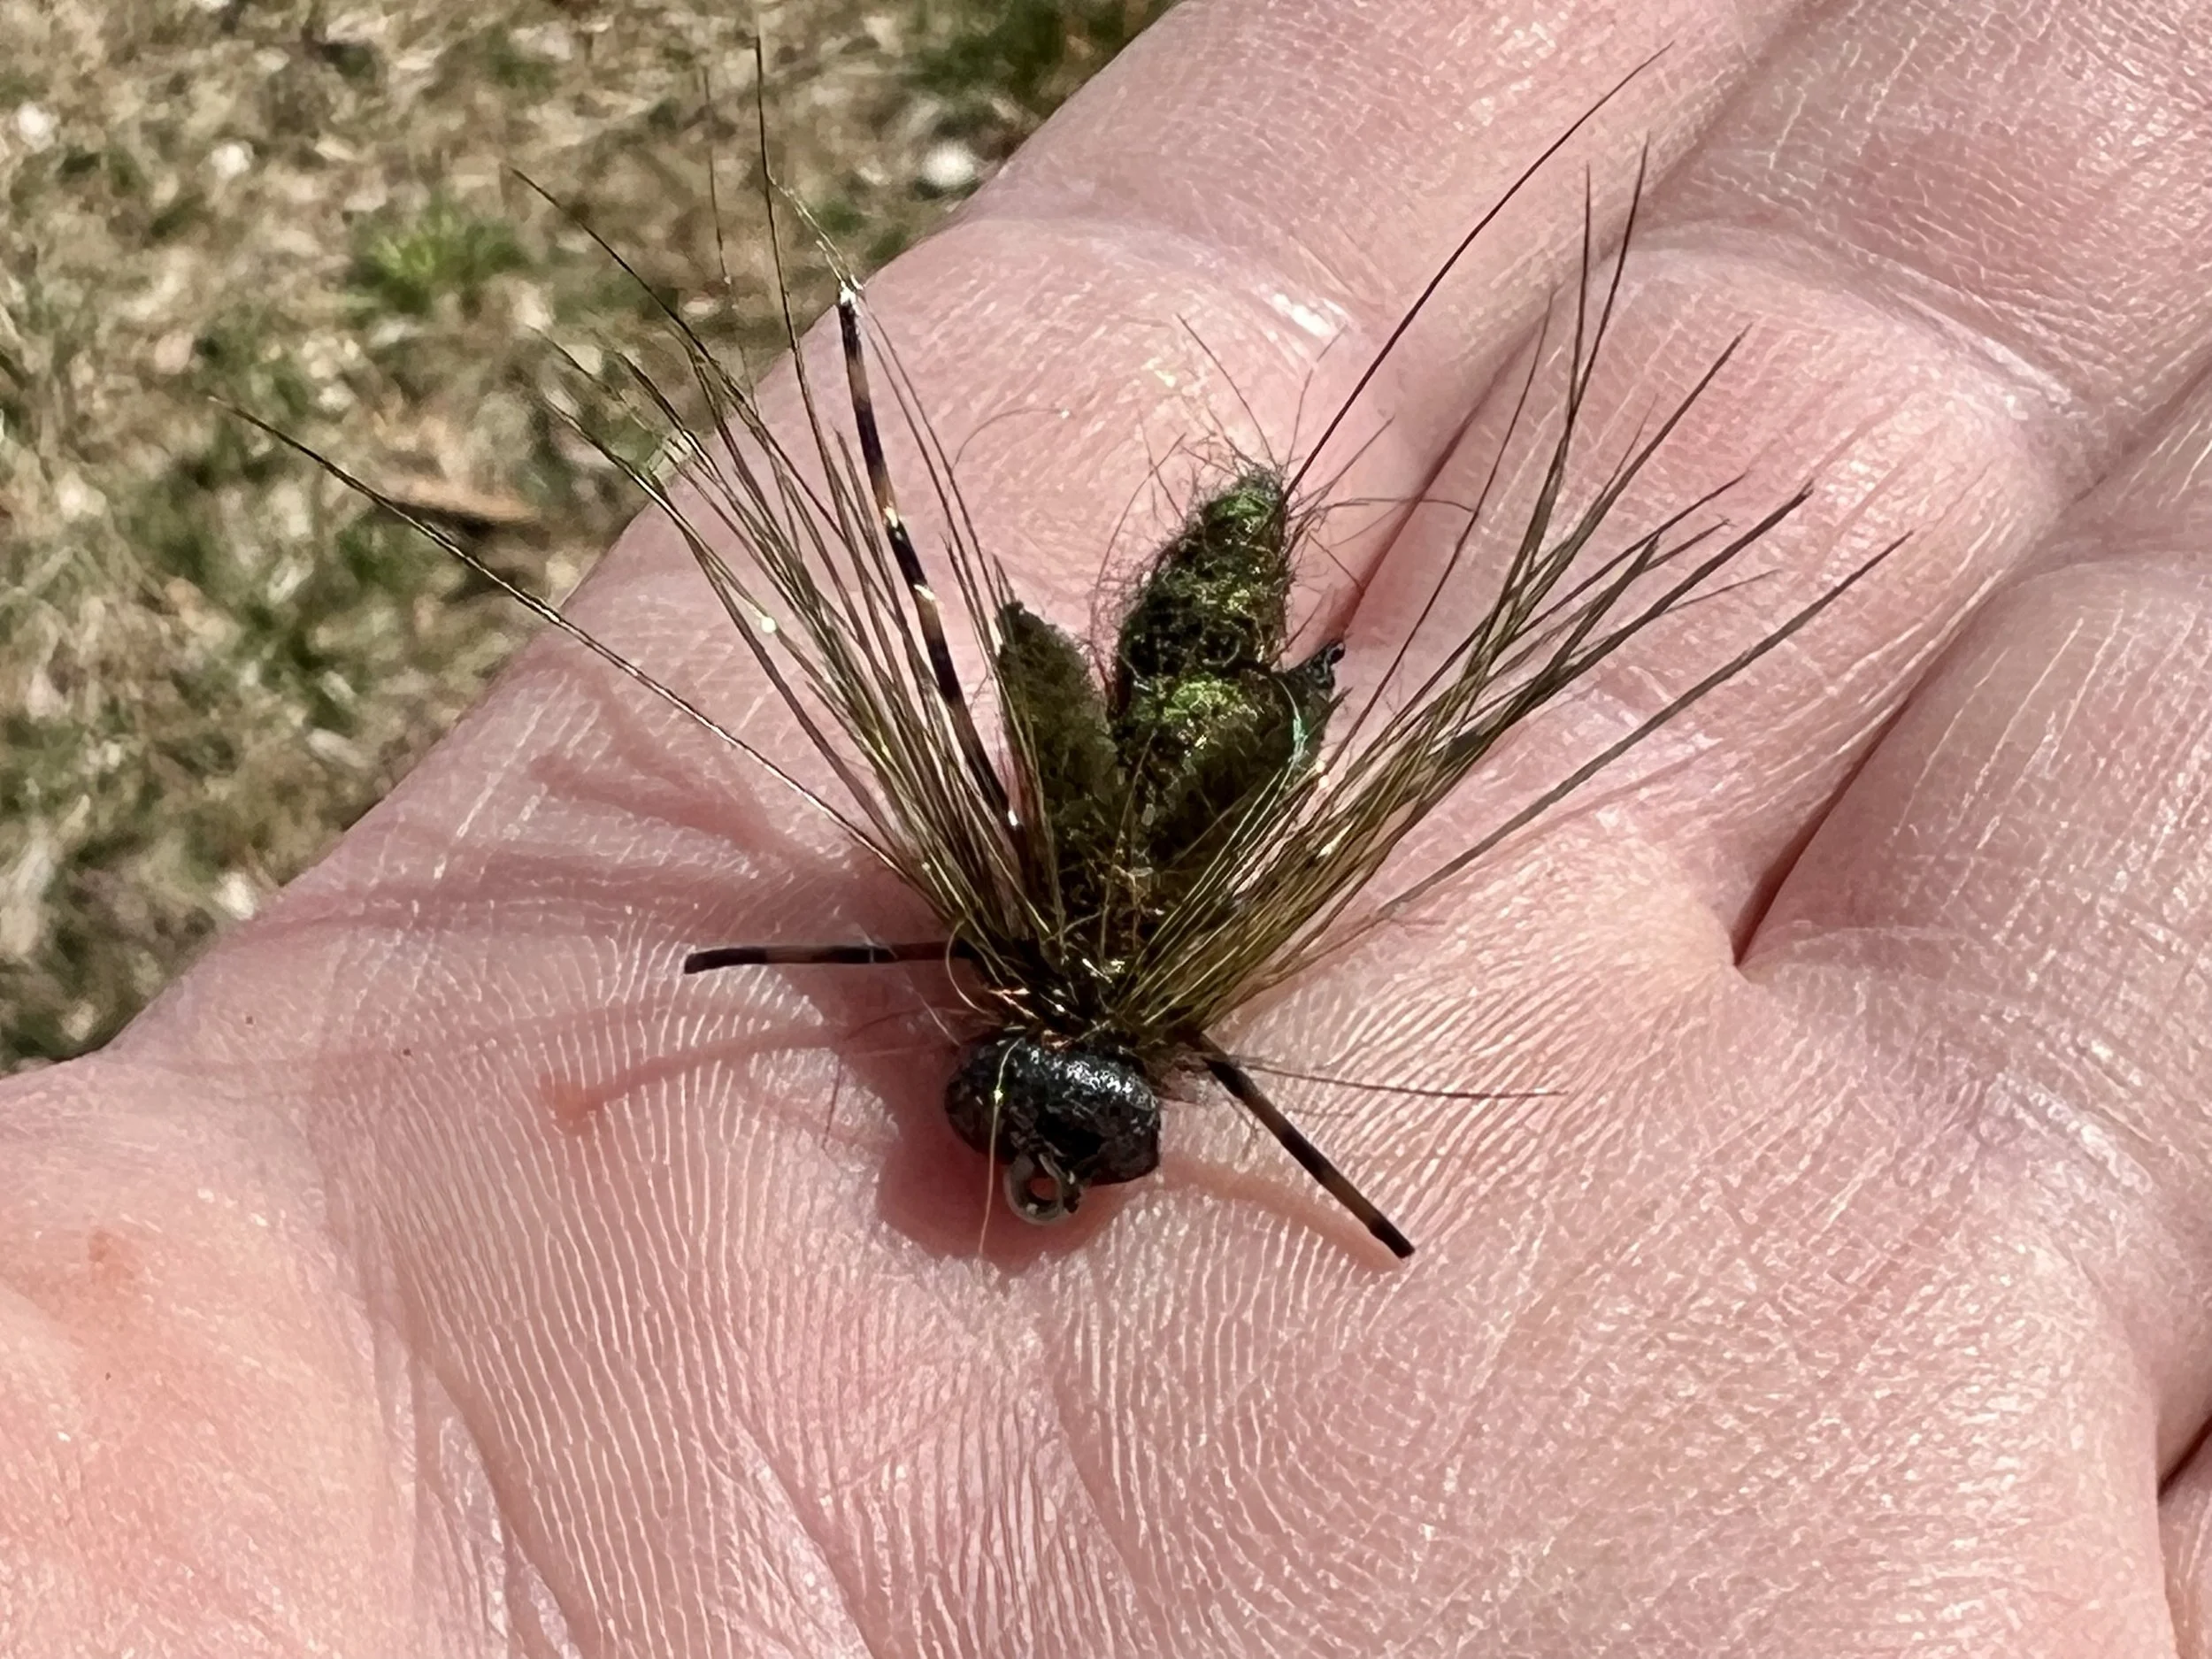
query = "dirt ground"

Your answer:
(0, 0), (1168, 1069)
